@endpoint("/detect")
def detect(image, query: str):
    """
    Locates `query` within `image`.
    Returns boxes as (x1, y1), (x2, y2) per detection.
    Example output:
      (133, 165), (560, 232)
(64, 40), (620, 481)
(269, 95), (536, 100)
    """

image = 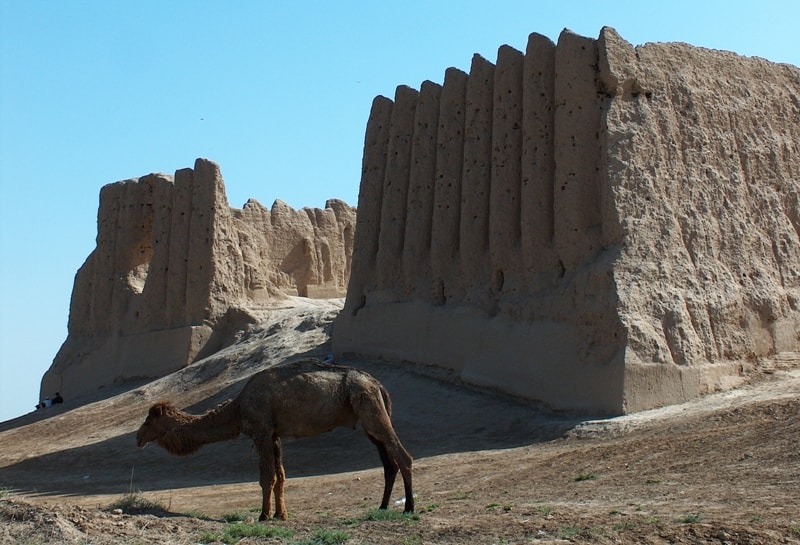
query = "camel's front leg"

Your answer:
(272, 435), (287, 520)
(257, 441), (277, 521)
